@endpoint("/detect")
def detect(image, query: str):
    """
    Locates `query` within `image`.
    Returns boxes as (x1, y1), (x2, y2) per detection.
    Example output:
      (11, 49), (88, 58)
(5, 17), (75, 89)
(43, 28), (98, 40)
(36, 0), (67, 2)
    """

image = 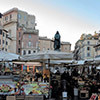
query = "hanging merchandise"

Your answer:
(33, 66), (35, 73)
(90, 94), (98, 100)
(21, 65), (23, 72)
(27, 65), (29, 72)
